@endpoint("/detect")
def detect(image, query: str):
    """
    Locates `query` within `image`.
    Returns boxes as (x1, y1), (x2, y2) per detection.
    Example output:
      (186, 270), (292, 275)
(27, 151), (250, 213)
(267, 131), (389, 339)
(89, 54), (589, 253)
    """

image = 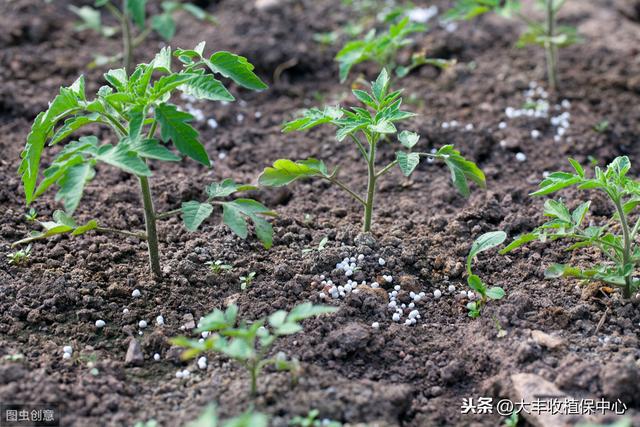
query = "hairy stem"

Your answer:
(139, 176), (162, 280)
(325, 177), (366, 206)
(613, 197), (633, 298)
(545, 0), (558, 92)
(363, 137), (377, 233)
